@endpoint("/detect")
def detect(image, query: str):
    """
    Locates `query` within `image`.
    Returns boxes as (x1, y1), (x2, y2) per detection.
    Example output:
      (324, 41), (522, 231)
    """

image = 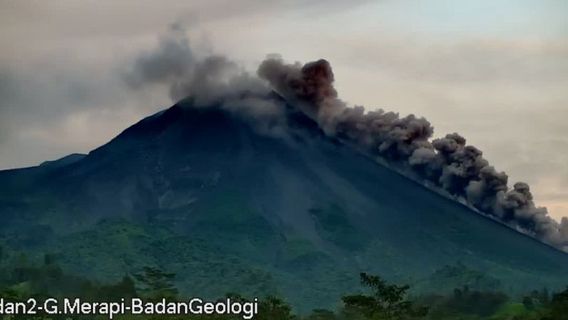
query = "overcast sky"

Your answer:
(0, 0), (567, 220)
